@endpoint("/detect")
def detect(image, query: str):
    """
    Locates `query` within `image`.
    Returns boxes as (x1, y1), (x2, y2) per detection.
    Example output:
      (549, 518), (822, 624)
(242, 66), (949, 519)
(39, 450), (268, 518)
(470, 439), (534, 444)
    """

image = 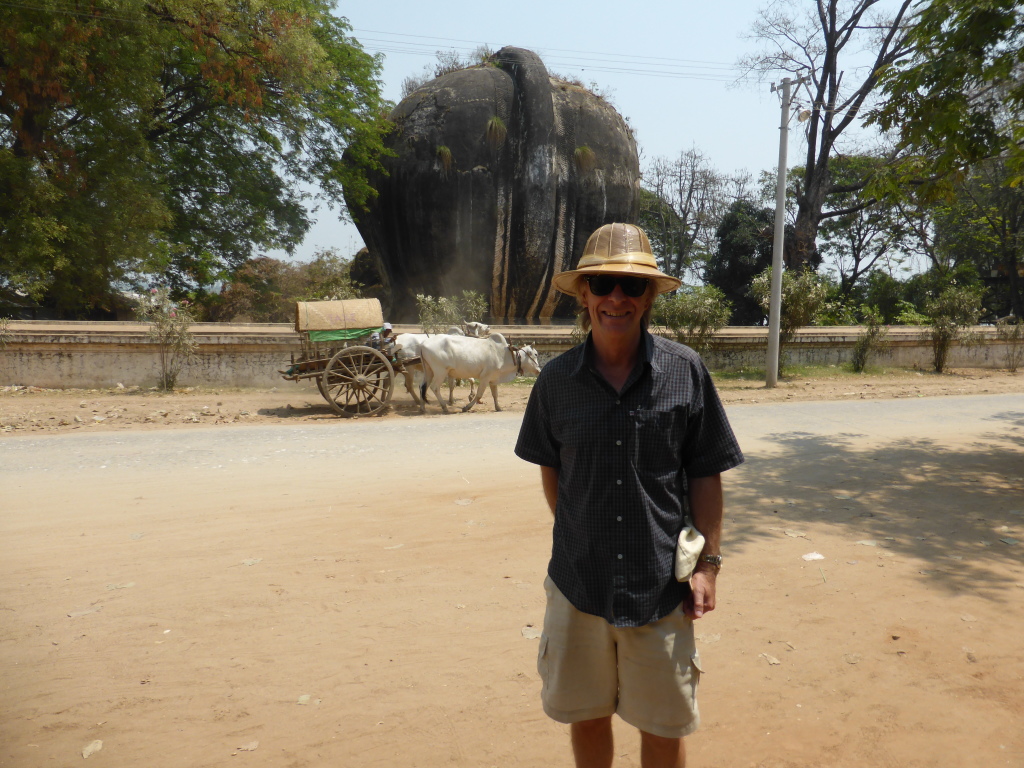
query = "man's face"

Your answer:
(580, 276), (654, 345)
